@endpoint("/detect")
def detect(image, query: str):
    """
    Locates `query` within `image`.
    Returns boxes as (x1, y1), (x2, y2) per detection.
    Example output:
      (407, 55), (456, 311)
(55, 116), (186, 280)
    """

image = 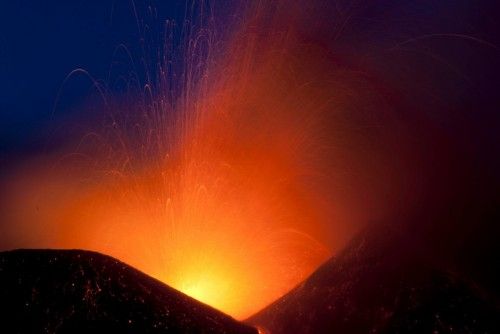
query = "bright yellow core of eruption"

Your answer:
(1, 84), (334, 319)
(36, 145), (331, 320)
(0, 21), (354, 319)
(178, 272), (232, 313)
(182, 280), (221, 308)
(1, 86), (332, 319)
